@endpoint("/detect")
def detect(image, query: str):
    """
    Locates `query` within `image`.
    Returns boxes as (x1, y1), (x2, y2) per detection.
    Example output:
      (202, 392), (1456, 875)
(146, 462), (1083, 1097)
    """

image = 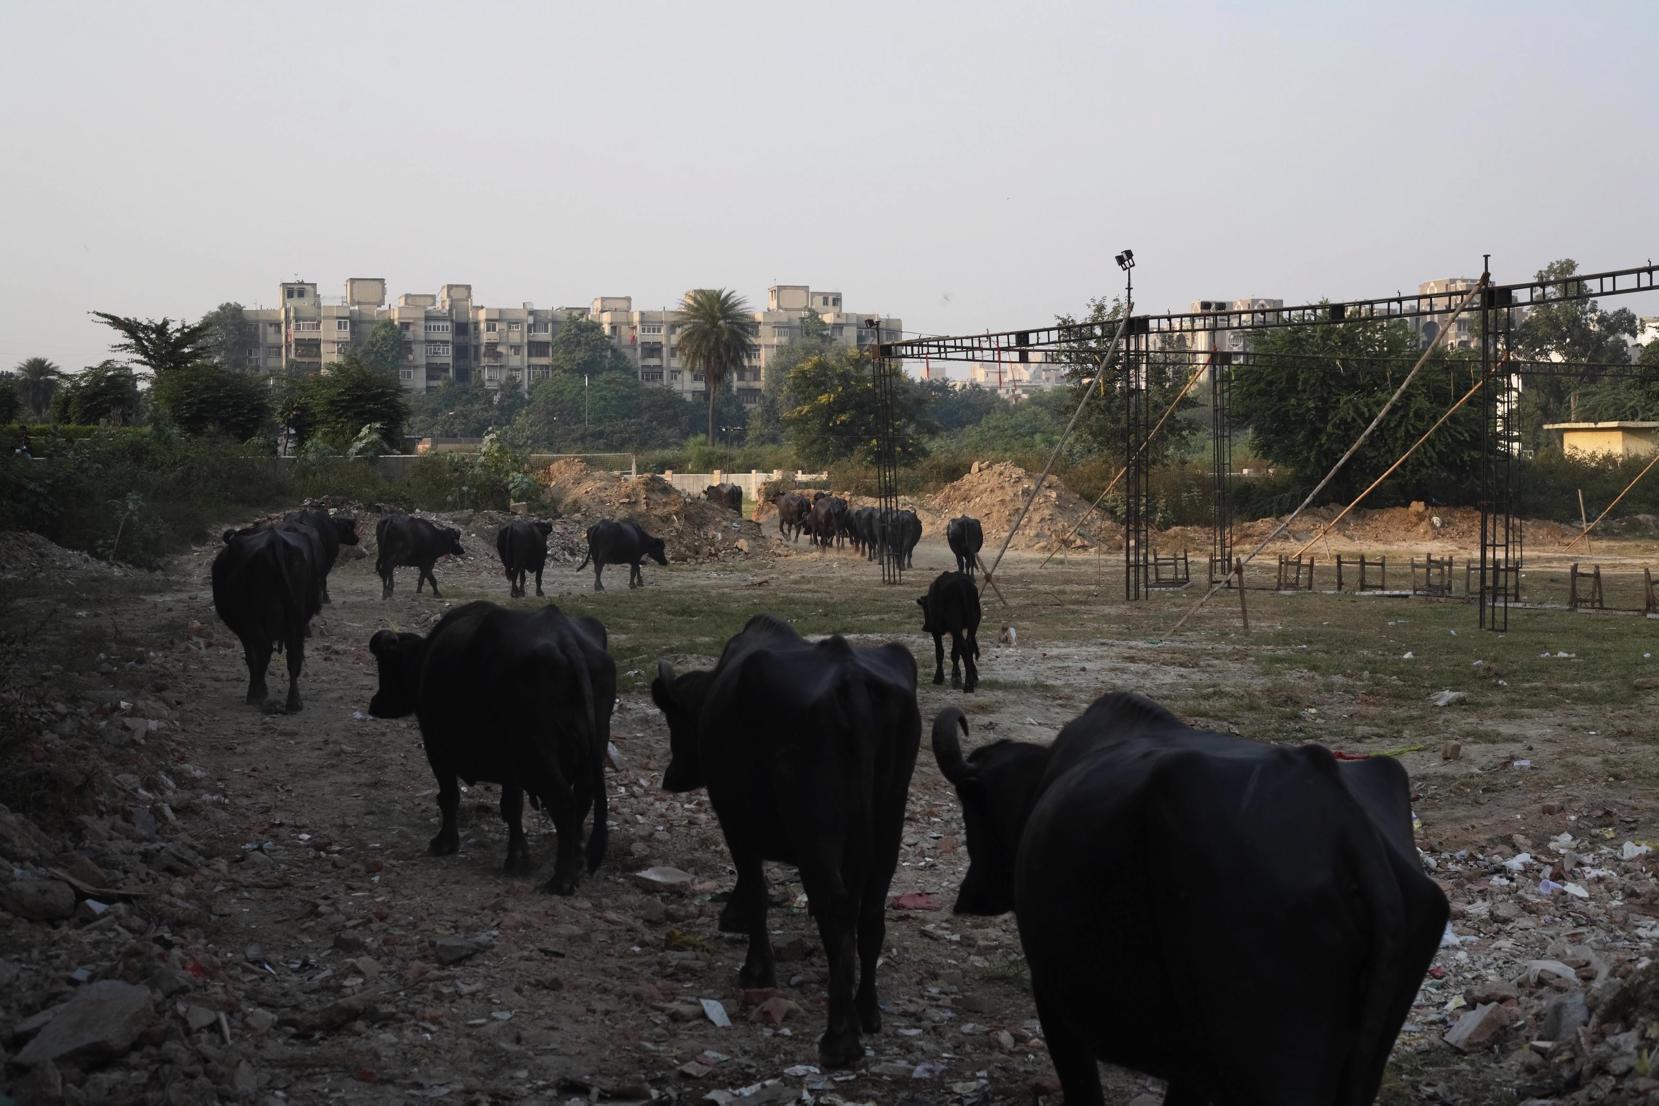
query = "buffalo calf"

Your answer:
(497, 519), (553, 598)
(917, 571), (980, 692)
